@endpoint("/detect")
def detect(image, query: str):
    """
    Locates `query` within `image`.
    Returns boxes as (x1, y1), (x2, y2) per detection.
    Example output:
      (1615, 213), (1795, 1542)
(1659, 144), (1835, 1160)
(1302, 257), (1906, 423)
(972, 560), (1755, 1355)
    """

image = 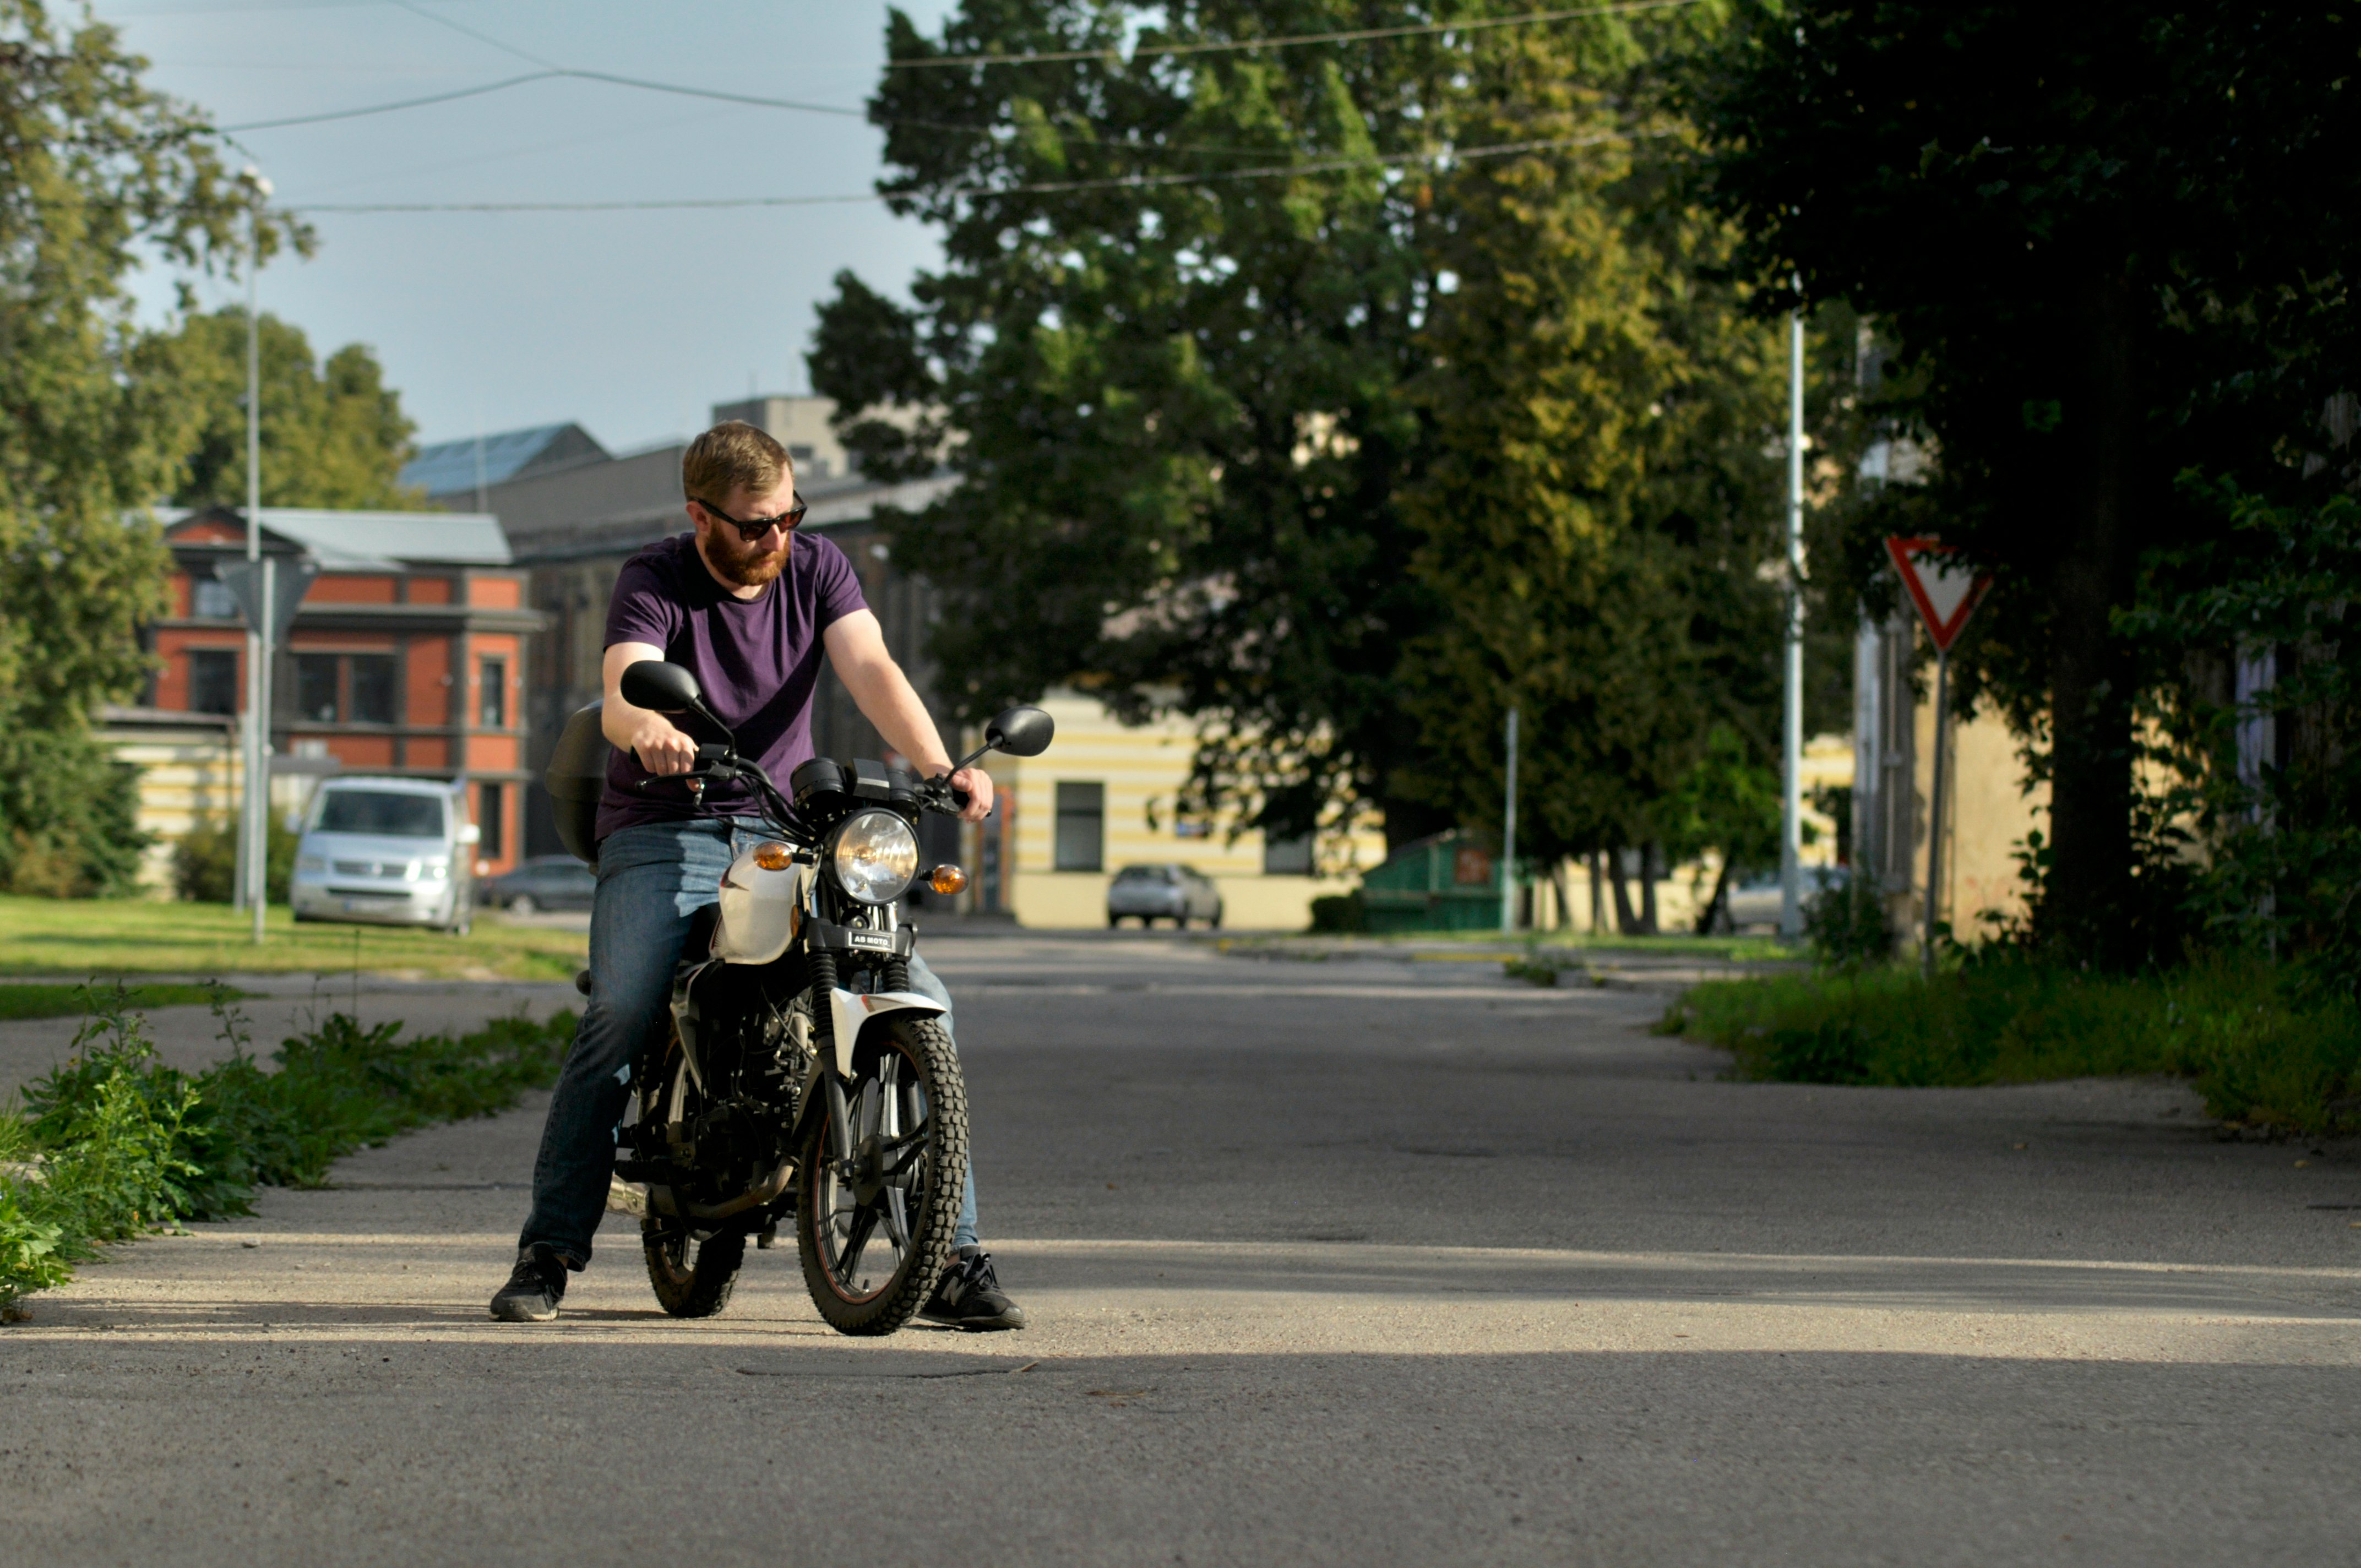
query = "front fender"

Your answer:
(823, 988), (946, 1079)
